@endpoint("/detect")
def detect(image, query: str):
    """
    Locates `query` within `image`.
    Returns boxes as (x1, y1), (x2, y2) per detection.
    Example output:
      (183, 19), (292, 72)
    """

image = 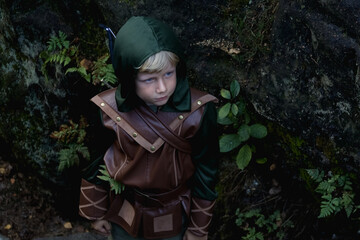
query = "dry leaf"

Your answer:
(4, 224), (12, 230)
(269, 163), (276, 171)
(0, 162), (12, 176)
(80, 59), (93, 71)
(63, 222), (72, 229)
